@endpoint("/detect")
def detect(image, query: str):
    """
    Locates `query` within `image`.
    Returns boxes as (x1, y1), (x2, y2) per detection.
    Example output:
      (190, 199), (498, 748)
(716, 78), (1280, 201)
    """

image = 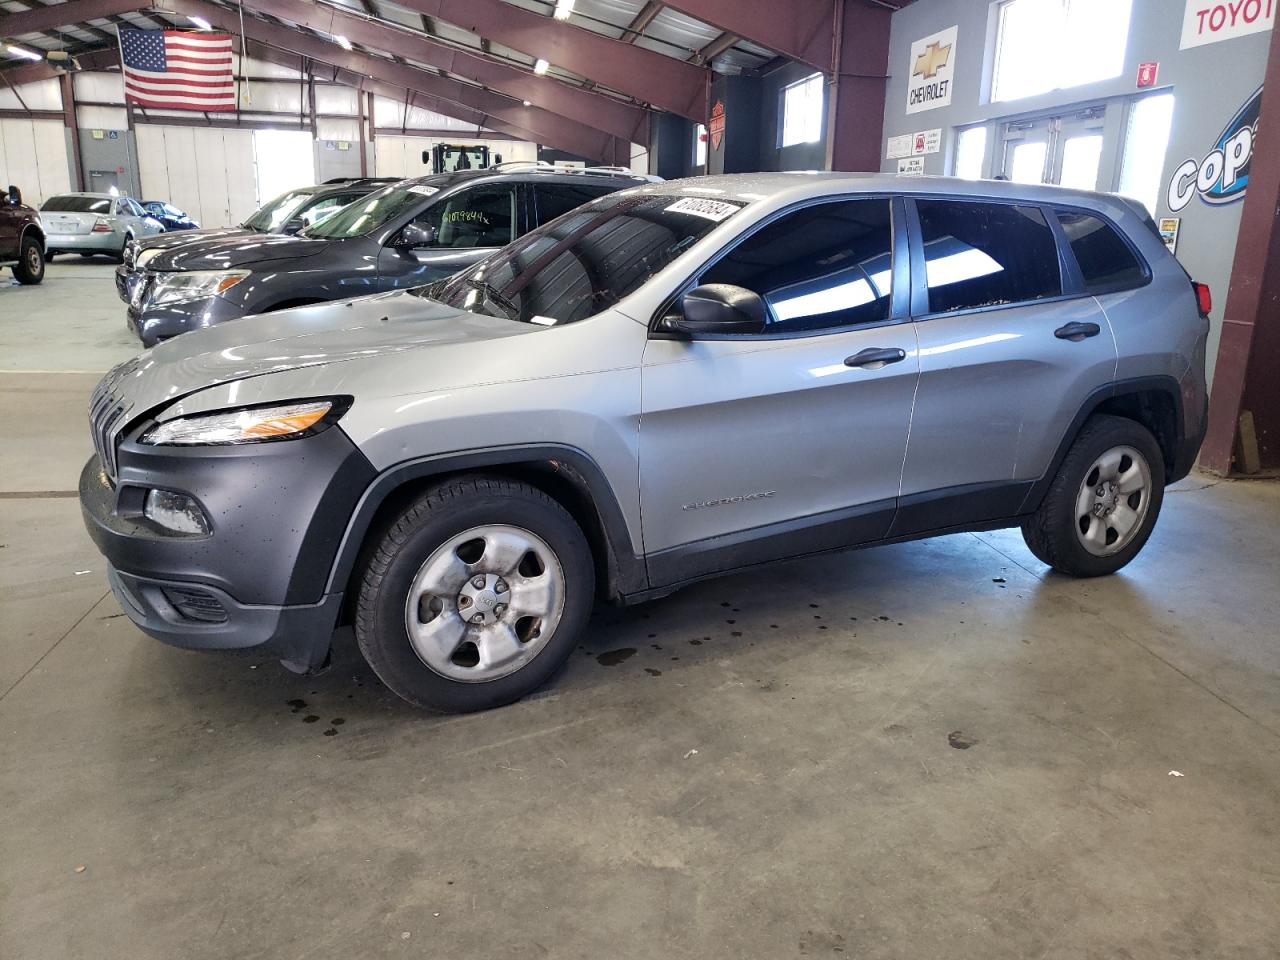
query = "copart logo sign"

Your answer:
(1167, 86), (1262, 211)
